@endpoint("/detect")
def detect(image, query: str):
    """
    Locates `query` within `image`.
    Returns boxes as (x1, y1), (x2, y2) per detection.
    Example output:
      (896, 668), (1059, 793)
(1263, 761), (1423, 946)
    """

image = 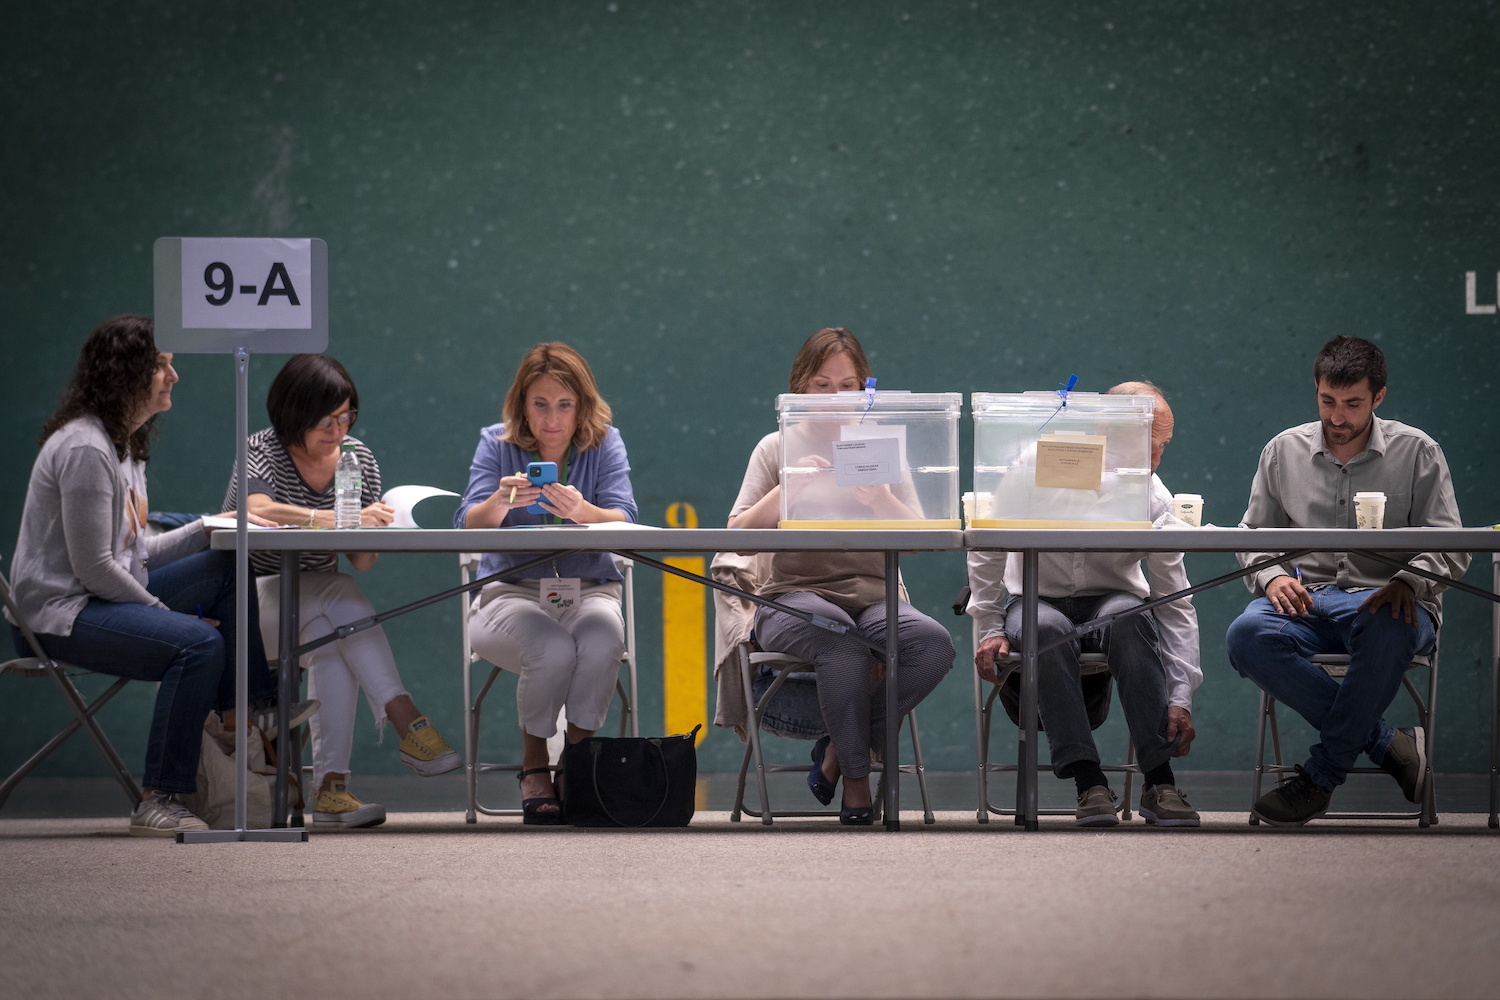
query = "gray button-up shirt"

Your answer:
(1236, 416), (1469, 623)
(967, 475), (1202, 710)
